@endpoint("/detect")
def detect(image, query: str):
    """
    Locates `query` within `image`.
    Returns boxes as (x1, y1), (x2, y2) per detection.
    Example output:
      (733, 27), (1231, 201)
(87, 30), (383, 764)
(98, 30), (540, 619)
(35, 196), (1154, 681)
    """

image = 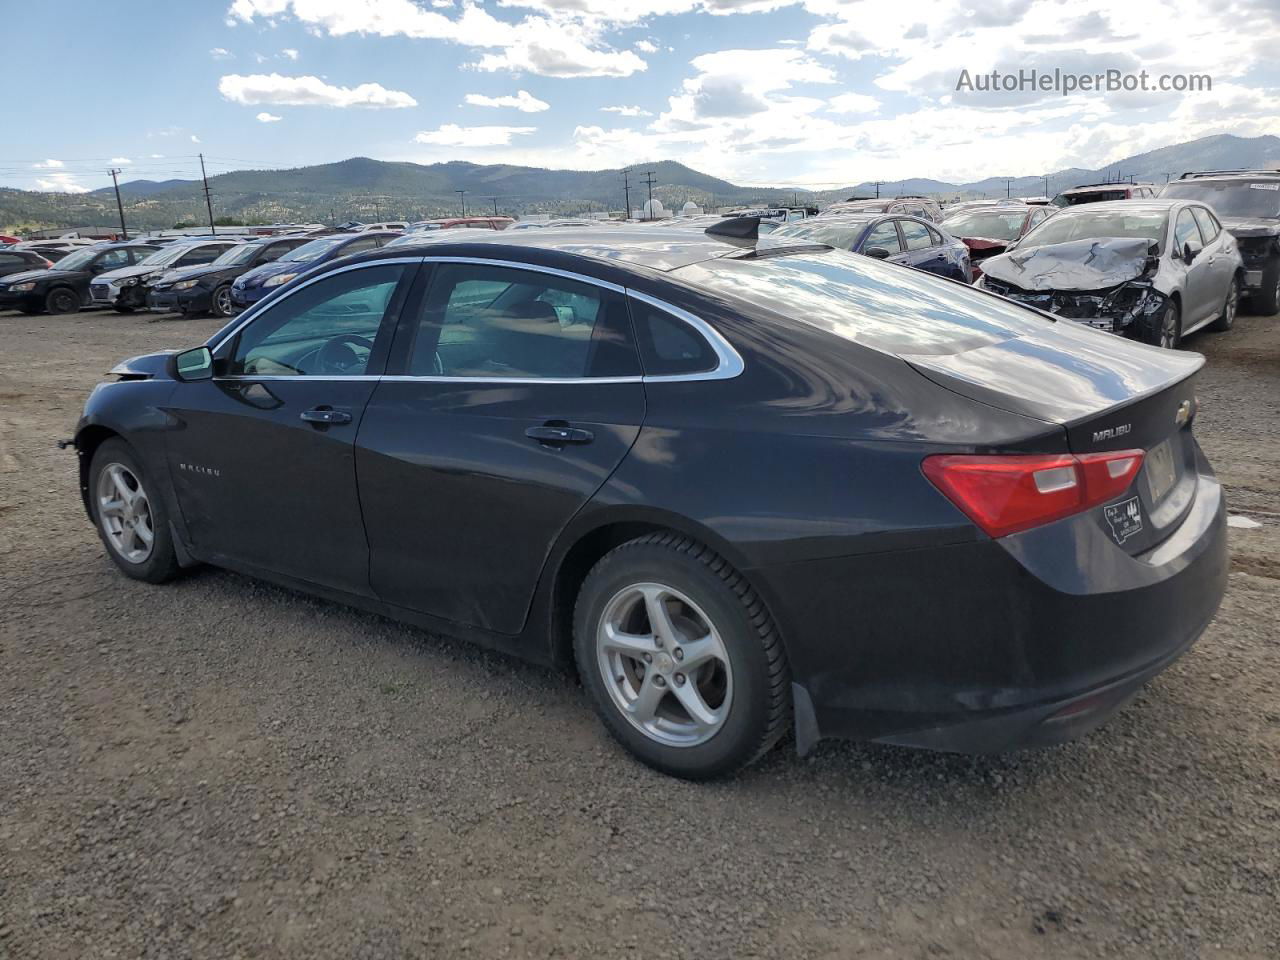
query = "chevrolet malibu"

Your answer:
(71, 223), (1228, 779)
